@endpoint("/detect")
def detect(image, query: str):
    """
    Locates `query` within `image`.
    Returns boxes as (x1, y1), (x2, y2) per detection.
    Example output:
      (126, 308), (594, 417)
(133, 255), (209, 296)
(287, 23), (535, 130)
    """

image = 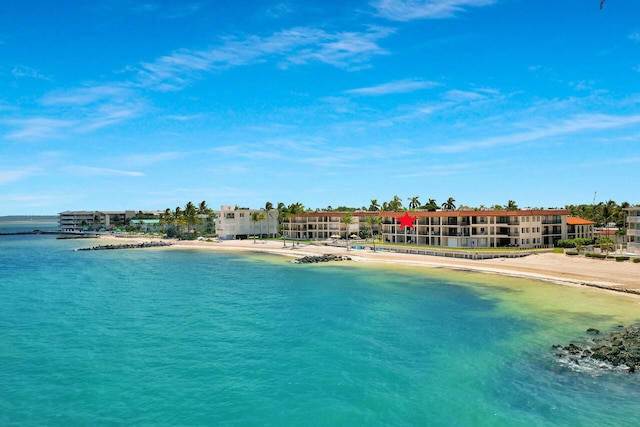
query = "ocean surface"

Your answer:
(2, 217), (640, 426)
